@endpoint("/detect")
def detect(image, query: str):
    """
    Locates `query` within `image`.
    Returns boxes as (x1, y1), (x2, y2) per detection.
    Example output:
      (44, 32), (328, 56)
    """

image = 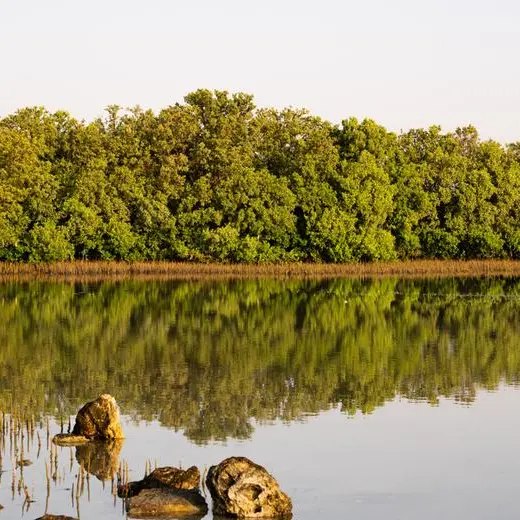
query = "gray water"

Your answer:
(0, 277), (519, 519)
